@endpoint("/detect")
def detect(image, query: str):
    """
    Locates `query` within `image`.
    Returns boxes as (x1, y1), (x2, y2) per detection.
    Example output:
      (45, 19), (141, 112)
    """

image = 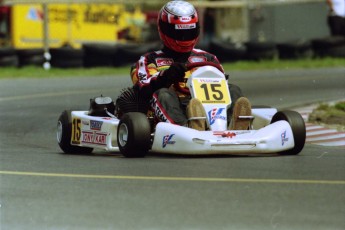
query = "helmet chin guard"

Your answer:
(163, 35), (198, 53)
(158, 1), (200, 53)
